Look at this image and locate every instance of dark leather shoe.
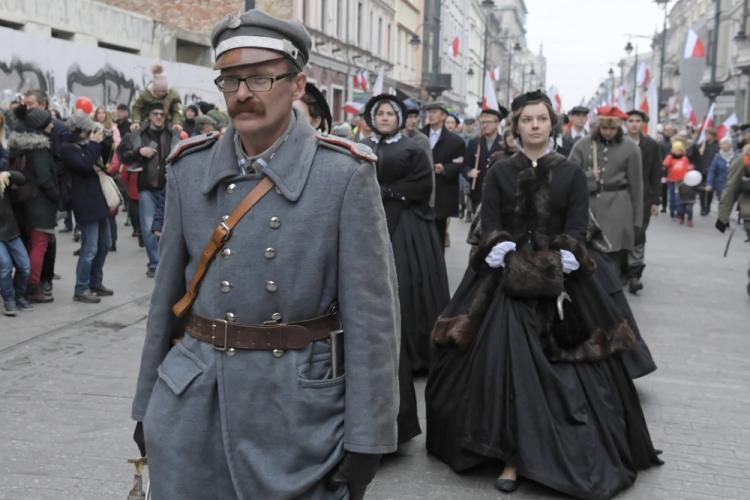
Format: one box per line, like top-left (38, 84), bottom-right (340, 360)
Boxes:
top-left (628, 277), bottom-right (644, 294)
top-left (146, 269), bottom-right (155, 278)
top-left (91, 285), bottom-right (114, 296)
top-left (495, 478), bottom-right (520, 493)
top-left (73, 290), bottom-right (101, 303)
top-left (27, 289), bottom-right (54, 303)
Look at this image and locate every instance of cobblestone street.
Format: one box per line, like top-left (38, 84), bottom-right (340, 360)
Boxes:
top-left (1, 210), bottom-right (748, 500)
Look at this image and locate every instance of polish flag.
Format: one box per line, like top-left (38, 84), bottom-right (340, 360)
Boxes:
top-left (370, 68), bottom-right (384, 97)
top-left (636, 62), bottom-right (651, 88)
top-left (682, 95), bottom-right (698, 125)
top-left (360, 70), bottom-right (369, 92)
top-left (698, 102), bottom-right (716, 144)
top-left (490, 66), bottom-right (501, 81)
top-left (684, 28), bottom-right (706, 58)
top-left (451, 36), bottom-right (460, 58)
top-left (617, 85), bottom-right (628, 111)
top-left (353, 71), bottom-right (362, 89)
top-left (716, 112), bottom-right (738, 141)
top-left (482, 71), bottom-right (499, 111)
top-left (646, 78), bottom-right (659, 138)
top-left (548, 85), bottom-right (562, 112)
top-left (343, 101), bottom-right (363, 115)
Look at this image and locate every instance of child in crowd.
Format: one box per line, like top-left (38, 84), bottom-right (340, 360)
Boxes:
top-left (663, 141), bottom-right (693, 218)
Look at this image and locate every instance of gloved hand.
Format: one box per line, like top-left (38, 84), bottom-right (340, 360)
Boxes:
top-left (715, 219), bottom-right (728, 233)
top-left (560, 249), bottom-right (580, 274)
top-left (634, 226), bottom-right (645, 247)
top-left (327, 452), bottom-right (381, 500)
top-left (133, 421), bottom-right (146, 457)
top-left (485, 241), bottom-right (516, 268)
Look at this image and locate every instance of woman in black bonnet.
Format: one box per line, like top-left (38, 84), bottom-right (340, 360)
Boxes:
top-left (426, 90), bottom-right (661, 499)
top-left (361, 93), bottom-right (450, 444)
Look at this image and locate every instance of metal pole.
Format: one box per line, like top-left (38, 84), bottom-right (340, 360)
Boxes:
top-left (506, 46), bottom-right (513, 105)
top-left (708, 0), bottom-right (721, 106)
top-left (658, 2), bottom-right (668, 111)
top-left (431, 0), bottom-right (441, 78)
top-left (521, 67), bottom-right (526, 94)
top-left (245, 0), bottom-right (254, 10)
top-left (633, 48), bottom-right (639, 109)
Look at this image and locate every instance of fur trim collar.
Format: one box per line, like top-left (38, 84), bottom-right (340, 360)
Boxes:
top-left (8, 131), bottom-right (51, 151)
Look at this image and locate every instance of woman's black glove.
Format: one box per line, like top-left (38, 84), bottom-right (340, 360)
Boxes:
top-left (133, 421), bottom-right (146, 457)
top-left (326, 452), bottom-right (381, 500)
top-left (715, 219), bottom-right (728, 233)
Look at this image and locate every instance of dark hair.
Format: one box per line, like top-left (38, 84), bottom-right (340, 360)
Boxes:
top-left (24, 89), bottom-right (48, 108)
top-left (591, 122), bottom-right (624, 143)
top-left (510, 99), bottom-right (559, 145)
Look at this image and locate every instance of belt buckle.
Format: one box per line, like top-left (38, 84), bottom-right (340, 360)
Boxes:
top-left (211, 319), bottom-right (229, 351)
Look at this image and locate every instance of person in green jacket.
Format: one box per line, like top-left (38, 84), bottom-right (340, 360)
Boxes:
top-left (130, 64), bottom-right (183, 132)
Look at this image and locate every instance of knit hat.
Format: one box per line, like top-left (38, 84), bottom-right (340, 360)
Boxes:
top-left (66, 111), bottom-right (96, 133)
top-left (671, 141), bottom-right (685, 153)
top-left (14, 105), bottom-right (52, 131)
top-left (151, 64), bottom-right (169, 93)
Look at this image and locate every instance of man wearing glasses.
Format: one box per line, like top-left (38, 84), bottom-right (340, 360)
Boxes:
top-left (119, 101), bottom-right (180, 277)
top-left (131, 9), bottom-right (399, 500)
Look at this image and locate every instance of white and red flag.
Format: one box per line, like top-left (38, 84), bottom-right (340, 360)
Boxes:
top-left (370, 68), bottom-right (384, 96)
top-left (716, 113), bottom-right (738, 141)
top-left (490, 66), bottom-right (501, 81)
top-left (548, 85), bottom-right (562, 113)
top-left (637, 62), bottom-right (651, 89)
top-left (646, 78), bottom-right (658, 138)
top-left (684, 28), bottom-right (706, 58)
top-left (482, 71), bottom-right (499, 111)
top-left (698, 102), bottom-right (716, 144)
top-left (342, 101), bottom-right (363, 115)
top-left (682, 95), bottom-right (698, 126)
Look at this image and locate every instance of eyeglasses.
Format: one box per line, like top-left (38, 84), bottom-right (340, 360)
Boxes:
top-left (150, 111), bottom-right (165, 116)
top-left (214, 72), bottom-right (298, 93)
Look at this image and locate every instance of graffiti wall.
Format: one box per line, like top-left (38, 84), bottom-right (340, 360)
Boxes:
top-left (0, 27), bottom-right (223, 112)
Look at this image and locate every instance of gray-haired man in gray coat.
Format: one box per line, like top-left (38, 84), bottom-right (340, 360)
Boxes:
top-left (131, 9), bottom-right (400, 500)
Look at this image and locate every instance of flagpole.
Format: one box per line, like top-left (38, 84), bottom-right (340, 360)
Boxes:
top-left (633, 47), bottom-right (639, 109)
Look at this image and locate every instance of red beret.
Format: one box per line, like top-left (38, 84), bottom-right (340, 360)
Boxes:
top-left (596, 106), bottom-right (629, 120)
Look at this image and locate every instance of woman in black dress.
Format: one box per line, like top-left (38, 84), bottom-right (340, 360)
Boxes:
top-left (362, 94), bottom-right (450, 443)
top-left (426, 91), bottom-right (661, 499)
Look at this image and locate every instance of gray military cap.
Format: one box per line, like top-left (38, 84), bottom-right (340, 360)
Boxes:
top-left (211, 9), bottom-right (312, 71)
top-left (423, 101), bottom-right (449, 114)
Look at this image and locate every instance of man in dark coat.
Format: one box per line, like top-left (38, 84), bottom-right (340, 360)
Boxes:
top-left (559, 105), bottom-right (589, 157)
top-left (119, 101), bottom-right (179, 277)
top-left (422, 101), bottom-right (465, 246)
top-left (688, 128), bottom-right (719, 215)
top-left (463, 107), bottom-right (508, 211)
top-left (624, 110), bottom-right (662, 294)
top-left (131, 10), bottom-right (399, 500)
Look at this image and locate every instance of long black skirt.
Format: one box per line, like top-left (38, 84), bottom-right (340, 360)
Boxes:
top-left (426, 268), bottom-right (662, 500)
top-left (590, 250), bottom-right (657, 379)
top-left (391, 209), bottom-right (450, 443)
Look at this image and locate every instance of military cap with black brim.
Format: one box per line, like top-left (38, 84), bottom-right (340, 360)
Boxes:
top-left (423, 101), bottom-right (449, 114)
top-left (569, 105), bottom-right (590, 115)
top-left (480, 105), bottom-right (509, 121)
top-left (626, 109), bottom-right (649, 122)
top-left (211, 10), bottom-right (312, 71)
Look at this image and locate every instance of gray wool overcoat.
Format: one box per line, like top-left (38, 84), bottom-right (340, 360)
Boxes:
top-left (131, 111), bottom-right (400, 500)
top-left (569, 135), bottom-right (644, 252)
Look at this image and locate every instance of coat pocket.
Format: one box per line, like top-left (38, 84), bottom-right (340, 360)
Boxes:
top-left (157, 342), bottom-right (207, 396)
top-left (297, 341), bottom-right (346, 389)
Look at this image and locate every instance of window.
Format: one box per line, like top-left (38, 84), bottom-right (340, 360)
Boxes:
top-left (98, 41), bottom-right (140, 55)
top-left (387, 23), bottom-right (391, 60)
top-left (357, 2), bottom-right (363, 46)
top-left (321, 0), bottom-right (327, 32)
top-left (378, 18), bottom-right (383, 56)
top-left (0, 19), bottom-right (23, 30)
top-left (51, 29), bottom-right (74, 41)
top-left (337, 0), bottom-right (344, 37)
top-left (302, 0), bottom-right (308, 24)
top-left (176, 38), bottom-right (211, 66)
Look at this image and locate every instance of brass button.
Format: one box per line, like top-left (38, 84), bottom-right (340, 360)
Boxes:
top-left (264, 247), bottom-right (276, 259)
top-left (227, 183), bottom-right (237, 193)
top-left (272, 349), bottom-right (284, 358)
top-left (220, 280), bottom-right (232, 293)
top-left (269, 217), bottom-right (281, 229)
top-left (265, 280), bottom-right (278, 293)
top-left (221, 214), bottom-right (229, 221)
top-left (221, 248), bottom-right (232, 259)
top-left (226, 347), bottom-right (236, 357)
top-left (224, 312), bottom-right (236, 322)
top-left (271, 312), bottom-right (282, 321)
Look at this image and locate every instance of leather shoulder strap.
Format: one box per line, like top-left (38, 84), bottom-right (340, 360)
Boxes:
top-left (172, 177), bottom-right (275, 318)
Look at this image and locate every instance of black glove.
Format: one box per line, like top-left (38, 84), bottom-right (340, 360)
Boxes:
top-left (133, 421), bottom-right (147, 457)
top-left (634, 226), bottom-right (645, 247)
top-left (326, 452), bottom-right (381, 500)
top-left (715, 219), bottom-right (728, 233)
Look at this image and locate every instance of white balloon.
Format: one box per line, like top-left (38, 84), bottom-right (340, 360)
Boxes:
top-left (684, 170), bottom-right (703, 187)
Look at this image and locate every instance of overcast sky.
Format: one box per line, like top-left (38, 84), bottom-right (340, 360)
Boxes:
top-left (524, 0), bottom-right (667, 109)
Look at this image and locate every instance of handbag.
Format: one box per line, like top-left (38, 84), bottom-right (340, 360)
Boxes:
top-left (97, 169), bottom-right (124, 212)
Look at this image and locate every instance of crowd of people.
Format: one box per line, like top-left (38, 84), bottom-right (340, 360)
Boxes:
top-left (3, 9), bottom-right (750, 499)
top-left (0, 64), bottom-right (231, 315)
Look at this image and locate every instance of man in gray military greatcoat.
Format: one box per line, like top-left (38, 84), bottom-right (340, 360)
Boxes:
top-left (131, 10), bottom-right (400, 500)
top-left (569, 106), bottom-right (643, 279)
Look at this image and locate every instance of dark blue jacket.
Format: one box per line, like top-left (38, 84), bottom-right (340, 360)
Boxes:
top-left (58, 139), bottom-right (108, 224)
top-left (706, 153), bottom-right (733, 193)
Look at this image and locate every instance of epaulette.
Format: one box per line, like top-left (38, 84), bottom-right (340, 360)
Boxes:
top-left (316, 133), bottom-right (377, 163)
top-left (167, 131), bottom-right (221, 164)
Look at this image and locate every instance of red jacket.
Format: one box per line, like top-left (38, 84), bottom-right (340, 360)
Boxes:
top-left (662, 154), bottom-right (692, 182)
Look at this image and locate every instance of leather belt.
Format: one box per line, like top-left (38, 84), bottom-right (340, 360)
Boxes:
top-left (591, 184), bottom-right (628, 195)
top-left (186, 313), bottom-right (340, 351)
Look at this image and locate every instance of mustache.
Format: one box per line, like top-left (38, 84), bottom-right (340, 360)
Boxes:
top-left (228, 102), bottom-right (265, 117)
